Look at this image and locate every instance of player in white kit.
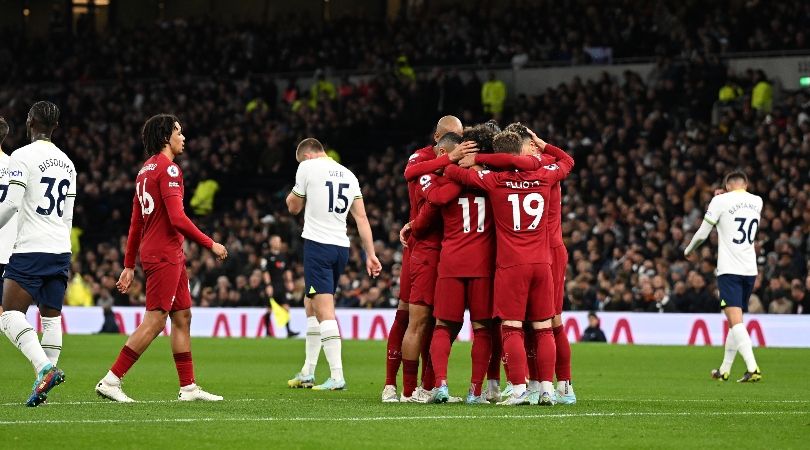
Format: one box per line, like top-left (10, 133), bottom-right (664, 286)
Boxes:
top-left (0, 102), bottom-right (77, 406)
top-left (684, 170), bottom-right (762, 383)
top-left (285, 138), bottom-right (381, 390)
top-left (0, 116), bottom-right (16, 317)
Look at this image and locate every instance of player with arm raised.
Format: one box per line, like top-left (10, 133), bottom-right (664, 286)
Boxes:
top-left (684, 170), bottom-right (762, 383)
top-left (445, 130), bottom-right (574, 405)
top-left (411, 131), bottom-right (498, 404)
top-left (286, 138), bottom-right (381, 391)
top-left (96, 114), bottom-right (228, 402)
top-left (466, 122), bottom-right (577, 404)
top-left (0, 102), bottom-right (75, 407)
top-left (0, 116), bottom-right (14, 317)
top-left (391, 116), bottom-right (469, 403)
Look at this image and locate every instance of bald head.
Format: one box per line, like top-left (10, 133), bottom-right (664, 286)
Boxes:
top-left (433, 115), bottom-right (463, 143)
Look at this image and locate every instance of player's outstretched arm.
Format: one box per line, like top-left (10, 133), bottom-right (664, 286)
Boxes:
top-left (425, 178), bottom-right (463, 206)
top-left (473, 153), bottom-right (543, 171)
top-left (349, 198), bottom-right (382, 277)
top-left (543, 144), bottom-right (575, 182)
top-left (0, 180), bottom-right (22, 229)
top-left (403, 142), bottom-right (476, 181)
top-left (164, 195), bottom-right (227, 260)
top-left (684, 219), bottom-right (714, 258)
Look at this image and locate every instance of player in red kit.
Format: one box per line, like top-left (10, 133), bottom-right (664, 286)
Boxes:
top-left (95, 114), bottom-right (228, 402)
top-left (445, 129), bottom-right (574, 406)
top-left (383, 116), bottom-right (467, 403)
top-left (464, 122), bottom-right (575, 404)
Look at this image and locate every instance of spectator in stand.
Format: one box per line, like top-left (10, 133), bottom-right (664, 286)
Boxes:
top-left (481, 72), bottom-right (507, 119)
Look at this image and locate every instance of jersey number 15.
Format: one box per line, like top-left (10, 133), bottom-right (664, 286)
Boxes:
top-left (325, 181), bottom-right (349, 213)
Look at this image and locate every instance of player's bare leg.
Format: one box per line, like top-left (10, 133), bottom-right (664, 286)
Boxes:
top-left (551, 314), bottom-right (575, 404)
top-left (530, 319), bottom-right (556, 405)
top-left (1, 279), bottom-right (65, 406)
top-left (96, 309), bottom-right (169, 402)
top-left (290, 298), bottom-right (321, 388)
top-left (467, 319), bottom-right (493, 404)
top-left (497, 319), bottom-right (529, 405)
top-left (311, 293), bottom-right (346, 390)
top-left (400, 303), bottom-right (431, 401)
top-left (718, 306), bottom-right (760, 382)
top-left (171, 308), bottom-right (222, 401)
top-left (382, 300), bottom-right (409, 402)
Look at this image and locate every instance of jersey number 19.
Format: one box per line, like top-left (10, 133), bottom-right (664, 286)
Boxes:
top-left (507, 193), bottom-right (544, 231)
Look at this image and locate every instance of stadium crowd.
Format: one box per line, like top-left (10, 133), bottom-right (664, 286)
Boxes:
top-left (1, 0), bottom-right (809, 84)
top-left (1, 9), bottom-right (809, 316)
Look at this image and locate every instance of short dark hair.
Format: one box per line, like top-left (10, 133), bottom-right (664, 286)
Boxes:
top-left (504, 122), bottom-right (531, 140)
top-left (296, 138), bottom-right (325, 161)
top-left (436, 131), bottom-right (462, 150)
top-left (724, 169), bottom-right (748, 186)
top-left (0, 117), bottom-right (8, 144)
top-left (492, 130), bottom-right (522, 155)
top-left (462, 123), bottom-right (498, 154)
top-left (142, 114), bottom-right (179, 155)
top-left (29, 101), bottom-right (60, 128)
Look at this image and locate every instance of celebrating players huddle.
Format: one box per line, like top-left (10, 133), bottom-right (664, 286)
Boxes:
top-left (382, 116), bottom-right (577, 406)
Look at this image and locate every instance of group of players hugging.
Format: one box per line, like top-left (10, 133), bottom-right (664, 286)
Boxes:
top-left (382, 115), bottom-right (577, 406)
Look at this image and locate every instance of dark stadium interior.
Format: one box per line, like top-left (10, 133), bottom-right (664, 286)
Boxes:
top-left (0, 0), bottom-right (808, 315)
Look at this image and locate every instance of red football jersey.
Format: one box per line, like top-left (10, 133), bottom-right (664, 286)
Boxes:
top-left (419, 175), bottom-right (494, 277)
top-left (124, 153), bottom-right (212, 268)
top-left (405, 145), bottom-right (442, 252)
top-left (548, 181), bottom-right (564, 248)
top-left (444, 145), bottom-right (574, 268)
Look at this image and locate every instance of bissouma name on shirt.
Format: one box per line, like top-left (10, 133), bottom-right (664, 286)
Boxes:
top-left (38, 158), bottom-right (74, 175)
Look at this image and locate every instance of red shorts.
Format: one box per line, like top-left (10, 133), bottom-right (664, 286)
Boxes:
top-left (494, 263), bottom-right (554, 322)
top-left (409, 249), bottom-right (439, 307)
top-left (551, 245), bottom-right (568, 316)
top-left (399, 246), bottom-right (412, 303)
top-left (434, 277), bottom-right (493, 323)
top-left (143, 260), bottom-right (192, 312)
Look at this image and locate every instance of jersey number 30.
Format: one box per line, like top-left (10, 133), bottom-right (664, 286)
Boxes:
top-left (36, 177), bottom-right (70, 217)
top-left (732, 217), bottom-right (758, 244)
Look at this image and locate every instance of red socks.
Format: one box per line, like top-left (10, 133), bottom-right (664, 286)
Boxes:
top-left (470, 327), bottom-right (493, 396)
top-left (420, 327), bottom-right (435, 391)
top-left (524, 327), bottom-right (538, 381)
top-left (385, 310), bottom-right (409, 386)
top-left (487, 323), bottom-right (502, 382)
top-left (553, 325), bottom-right (571, 382)
top-left (501, 325), bottom-right (527, 386)
top-left (430, 325), bottom-right (453, 387)
top-left (402, 359), bottom-right (419, 397)
top-left (110, 345), bottom-right (140, 379)
top-left (535, 328), bottom-right (556, 382)
top-left (173, 352), bottom-right (195, 387)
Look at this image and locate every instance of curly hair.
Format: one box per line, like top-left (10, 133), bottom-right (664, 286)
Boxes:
top-left (142, 114), bottom-right (179, 155)
top-left (504, 122), bottom-right (531, 140)
top-left (29, 101), bottom-right (60, 128)
top-left (462, 123), bottom-right (499, 154)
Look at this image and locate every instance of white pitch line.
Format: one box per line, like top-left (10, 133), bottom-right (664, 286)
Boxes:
top-left (590, 398), bottom-right (810, 404)
top-left (0, 411), bottom-right (808, 426)
top-left (0, 398), bottom-right (260, 407)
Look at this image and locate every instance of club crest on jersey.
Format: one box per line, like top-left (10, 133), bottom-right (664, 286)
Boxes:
top-left (419, 174), bottom-right (432, 189)
top-left (167, 165), bottom-right (180, 177)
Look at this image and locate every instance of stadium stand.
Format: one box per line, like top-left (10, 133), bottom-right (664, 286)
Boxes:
top-left (0, 2), bottom-right (808, 314)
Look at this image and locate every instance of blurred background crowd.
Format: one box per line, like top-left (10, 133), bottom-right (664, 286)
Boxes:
top-left (0, 0), bottom-right (808, 315)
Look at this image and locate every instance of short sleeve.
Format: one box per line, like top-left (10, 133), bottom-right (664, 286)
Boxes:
top-left (7, 155), bottom-right (28, 190)
top-left (67, 162), bottom-right (77, 198)
top-left (292, 163), bottom-right (307, 198)
top-left (704, 196), bottom-right (722, 225)
top-left (351, 173), bottom-right (362, 200)
top-left (161, 163), bottom-right (184, 198)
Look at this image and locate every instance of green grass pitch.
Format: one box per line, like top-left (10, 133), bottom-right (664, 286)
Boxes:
top-left (1, 335), bottom-right (808, 449)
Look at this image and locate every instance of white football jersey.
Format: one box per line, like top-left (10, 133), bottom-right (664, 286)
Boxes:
top-left (5, 140), bottom-right (76, 254)
top-left (0, 151), bottom-right (19, 264)
top-left (292, 157), bottom-right (362, 247)
top-left (704, 190), bottom-right (762, 276)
